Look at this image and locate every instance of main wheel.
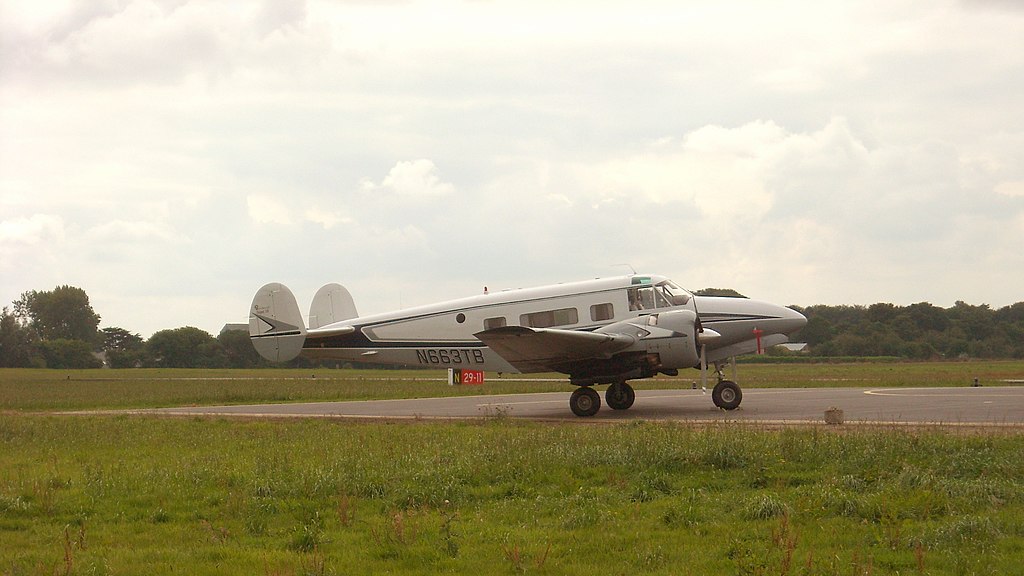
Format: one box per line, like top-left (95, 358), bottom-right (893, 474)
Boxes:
top-left (605, 382), bottom-right (635, 410)
top-left (712, 380), bottom-right (742, 410)
top-left (570, 387), bottom-right (601, 417)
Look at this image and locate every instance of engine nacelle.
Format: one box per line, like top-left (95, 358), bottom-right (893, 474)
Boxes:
top-left (639, 309), bottom-right (702, 370)
top-left (586, 309), bottom-right (702, 378)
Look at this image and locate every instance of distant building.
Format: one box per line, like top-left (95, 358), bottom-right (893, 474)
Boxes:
top-left (777, 343), bottom-right (810, 353)
top-left (220, 323), bottom-right (248, 336)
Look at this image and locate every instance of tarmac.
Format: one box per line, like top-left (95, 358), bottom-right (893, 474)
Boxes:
top-left (142, 385), bottom-right (1024, 427)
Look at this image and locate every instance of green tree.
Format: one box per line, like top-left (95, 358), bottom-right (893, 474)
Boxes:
top-left (797, 315), bottom-right (834, 347)
top-left (995, 302), bottom-right (1024, 324)
top-left (948, 301), bottom-right (994, 341)
top-left (0, 307), bottom-right (43, 367)
top-left (146, 327), bottom-right (224, 368)
top-left (218, 329), bottom-right (265, 368)
top-left (15, 286), bottom-right (101, 342)
top-left (906, 302), bottom-right (949, 333)
top-left (695, 288), bottom-right (747, 298)
top-left (866, 302), bottom-right (899, 323)
top-left (101, 327), bottom-right (146, 368)
top-left (39, 338), bottom-right (103, 369)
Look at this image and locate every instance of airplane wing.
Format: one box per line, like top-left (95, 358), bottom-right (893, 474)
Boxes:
top-left (474, 326), bottom-right (636, 373)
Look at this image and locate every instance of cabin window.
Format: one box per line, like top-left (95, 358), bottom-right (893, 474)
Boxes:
top-left (590, 303), bottom-right (614, 321)
top-left (484, 317), bottom-right (506, 330)
top-left (520, 307), bottom-right (579, 328)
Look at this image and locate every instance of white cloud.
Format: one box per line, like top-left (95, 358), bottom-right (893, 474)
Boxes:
top-left (544, 194), bottom-right (573, 208)
top-left (247, 194), bottom-right (294, 226)
top-left (361, 159), bottom-right (455, 198)
top-left (575, 119), bottom-right (844, 221)
top-left (304, 207), bottom-right (351, 230)
top-left (2, 0), bottom-right (1024, 336)
top-left (0, 214), bottom-right (67, 302)
top-left (256, 0), bottom-right (308, 38)
top-left (248, 195), bottom-right (356, 230)
top-left (86, 220), bottom-right (188, 243)
top-left (995, 181), bottom-right (1024, 197)
top-left (0, 214), bottom-right (65, 244)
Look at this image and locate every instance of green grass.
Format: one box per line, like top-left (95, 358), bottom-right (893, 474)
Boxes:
top-left (1, 415), bottom-right (1023, 575)
top-left (0, 368), bottom-right (564, 412)
top-left (730, 359), bottom-right (1024, 390)
top-left (2, 364), bottom-right (1023, 573)
top-left (2, 360), bottom-right (1022, 411)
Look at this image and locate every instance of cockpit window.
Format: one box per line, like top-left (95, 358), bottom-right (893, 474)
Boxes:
top-left (654, 287), bottom-right (672, 308)
top-left (628, 281), bottom-right (691, 311)
top-left (657, 281), bottom-right (691, 306)
top-left (627, 287), bottom-right (654, 310)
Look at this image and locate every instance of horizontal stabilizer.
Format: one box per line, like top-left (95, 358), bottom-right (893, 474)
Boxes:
top-left (308, 324), bottom-right (356, 338)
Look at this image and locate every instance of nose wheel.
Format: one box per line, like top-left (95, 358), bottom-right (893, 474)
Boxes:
top-left (712, 380), bottom-right (742, 410)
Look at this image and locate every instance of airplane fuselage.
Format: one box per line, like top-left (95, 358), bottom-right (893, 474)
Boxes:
top-left (299, 274), bottom-right (804, 372)
top-left (249, 273), bottom-right (806, 415)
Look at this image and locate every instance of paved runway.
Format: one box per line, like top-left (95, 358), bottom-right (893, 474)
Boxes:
top-left (146, 386), bottom-right (1024, 426)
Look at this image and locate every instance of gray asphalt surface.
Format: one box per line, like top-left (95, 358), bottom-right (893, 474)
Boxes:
top-left (145, 386), bottom-right (1024, 426)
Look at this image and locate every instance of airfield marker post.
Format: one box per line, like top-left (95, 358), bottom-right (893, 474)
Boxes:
top-left (448, 368), bottom-right (485, 385)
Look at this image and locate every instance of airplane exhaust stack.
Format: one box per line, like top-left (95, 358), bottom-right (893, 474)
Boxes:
top-left (249, 283), bottom-right (307, 362)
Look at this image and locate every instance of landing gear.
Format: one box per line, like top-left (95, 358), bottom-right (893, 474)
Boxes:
top-left (570, 386), bottom-right (601, 417)
top-left (700, 348), bottom-right (744, 410)
top-left (605, 382), bottom-right (636, 410)
top-left (712, 380), bottom-right (742, 410)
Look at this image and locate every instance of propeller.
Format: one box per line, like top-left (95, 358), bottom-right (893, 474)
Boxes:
top-left (688, 289), bottom-right (711, 393)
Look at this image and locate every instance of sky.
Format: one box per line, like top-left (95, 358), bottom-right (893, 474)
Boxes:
top-left (1, 0), bottom-right (1023, 338)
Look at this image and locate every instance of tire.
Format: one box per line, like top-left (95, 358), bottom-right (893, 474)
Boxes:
top-left (712, 380), bottom-right (742, 410)
top-left (605, 382), bottom-right (635, 410)
top-left (570, 387), bottom-right (601, 417)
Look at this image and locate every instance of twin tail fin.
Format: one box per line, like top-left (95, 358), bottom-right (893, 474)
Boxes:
top-left (249, 283), bottom-right (307, 362)
top-left (249, 282), bottom-right (359, 362)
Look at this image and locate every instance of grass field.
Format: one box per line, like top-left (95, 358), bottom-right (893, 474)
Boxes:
top-left (2, 360), bottom-right (1022, 412)
top-left (2, 363), bottom-right (1023, 575)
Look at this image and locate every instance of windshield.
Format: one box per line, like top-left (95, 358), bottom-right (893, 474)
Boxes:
top-left (627, 280), bottom-right (691, 311)
top-left (657, 280), bottom-right (691, 306)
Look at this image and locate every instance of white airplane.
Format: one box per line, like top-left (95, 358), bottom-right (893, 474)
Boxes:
top-left (248, 274), bottom-right (806, 417)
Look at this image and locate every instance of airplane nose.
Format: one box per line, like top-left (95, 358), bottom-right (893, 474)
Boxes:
top-left (778, 305), bottom-right (807, 334)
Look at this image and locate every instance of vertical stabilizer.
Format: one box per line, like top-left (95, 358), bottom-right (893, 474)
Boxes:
top-left (309, 283), bottom-right (358, 329)
top-left (249, 283), bottom-right (306, 362)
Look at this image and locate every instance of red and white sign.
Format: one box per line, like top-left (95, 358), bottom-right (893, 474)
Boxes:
top-left (448, 368), bottom-right (485, 385)
top-left (460, 370), bottom-right (485, 385)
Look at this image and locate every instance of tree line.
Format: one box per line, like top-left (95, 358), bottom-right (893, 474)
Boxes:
top-left (0, 286), bottom-right (265, 369)
top-left (2, 285), bottom-right (1023, 369)
top-left (790, 301), bottom-right (1024, 359)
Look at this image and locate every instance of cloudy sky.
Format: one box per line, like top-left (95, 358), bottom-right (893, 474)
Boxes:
top-left (2, 0), bottom-right (1023, 337)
